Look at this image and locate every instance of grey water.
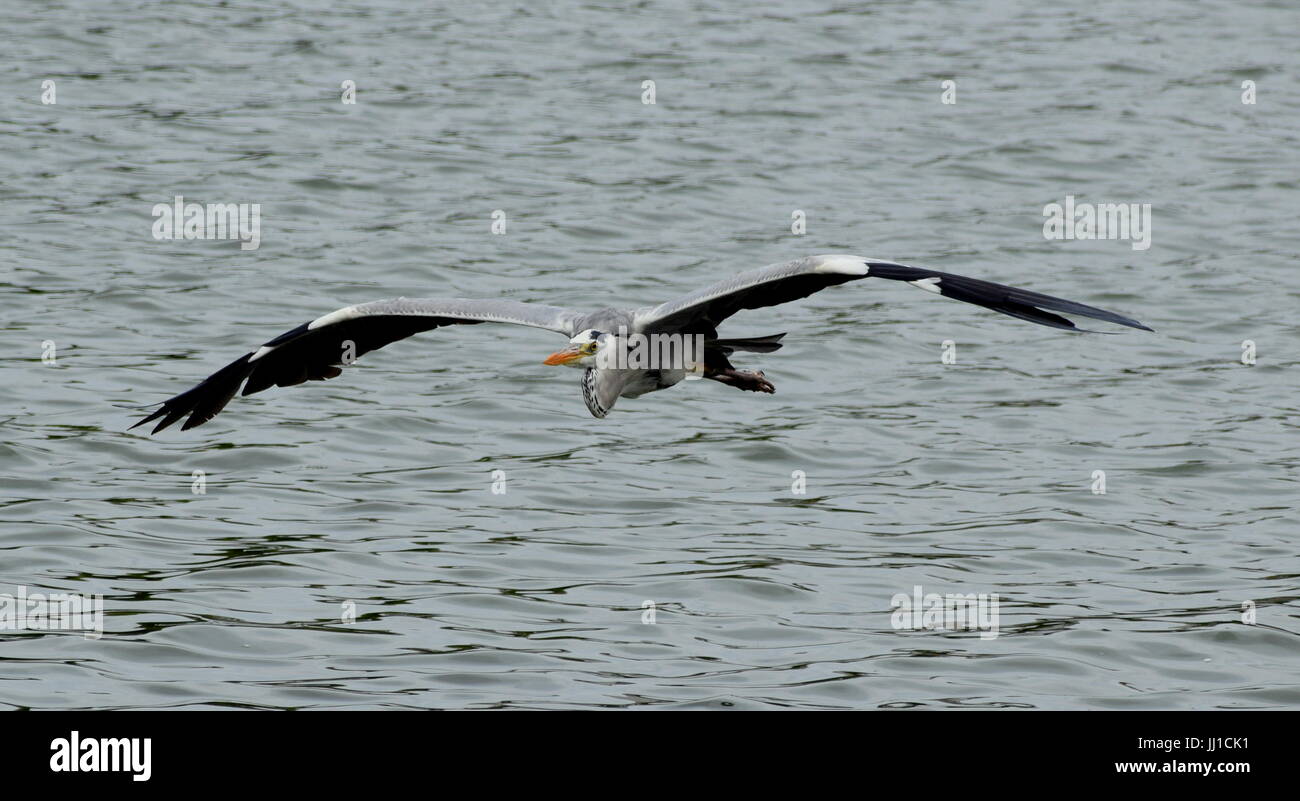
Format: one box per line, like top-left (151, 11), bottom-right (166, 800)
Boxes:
top-left (1, 0), bottom-right (1297, 709)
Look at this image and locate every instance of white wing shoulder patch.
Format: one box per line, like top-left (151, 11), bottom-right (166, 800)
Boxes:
top-left (909, 277), bottom-right (943, 294)
top-left (249, 304), bottom-right (362, 362)
top-left (307, 305), bottom-right (362, 330)
top-left (810, 255), bottom-right (871, 276)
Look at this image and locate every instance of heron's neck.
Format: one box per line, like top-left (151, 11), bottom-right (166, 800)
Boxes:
top-left (581, 368), bottom-right (609, 418)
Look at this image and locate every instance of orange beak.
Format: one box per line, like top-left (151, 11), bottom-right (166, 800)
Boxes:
top-left (543, 346), bottom-right (585, 366)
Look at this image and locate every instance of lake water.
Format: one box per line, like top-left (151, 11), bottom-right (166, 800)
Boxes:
top-left (1, 0), bottom-right (1297, 709)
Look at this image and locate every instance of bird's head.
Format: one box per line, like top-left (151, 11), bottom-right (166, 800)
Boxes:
top-left (543, 329), bottom-right (609, 368)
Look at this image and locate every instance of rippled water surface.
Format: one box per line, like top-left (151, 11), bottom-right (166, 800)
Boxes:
top-left (2, 0), bottom-right (1297, 709)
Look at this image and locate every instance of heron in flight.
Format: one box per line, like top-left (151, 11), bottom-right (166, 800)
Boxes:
top-left (131, 255), bottom-right (1151, 433)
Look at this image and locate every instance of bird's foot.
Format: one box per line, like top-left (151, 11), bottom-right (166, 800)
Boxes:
top-left (708, 368), bottom-right (775, 393)
top-left (747, 370), bottom-right (775, 393)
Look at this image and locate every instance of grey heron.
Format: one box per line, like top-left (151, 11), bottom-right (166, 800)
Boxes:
top-left (131, 254), bottom-right (1151, 432)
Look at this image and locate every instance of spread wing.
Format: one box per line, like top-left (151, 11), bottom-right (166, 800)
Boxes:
top-left (636, 255), bottom-right (1152, 335)
top-left (131, 298), bottom-right (581, 434)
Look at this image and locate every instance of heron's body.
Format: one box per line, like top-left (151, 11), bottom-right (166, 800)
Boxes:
top-left (132, 255), bottom-right (1151, 433)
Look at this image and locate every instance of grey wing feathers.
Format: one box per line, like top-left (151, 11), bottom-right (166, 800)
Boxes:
top-left (637, 254), bottom-right (1151, 334)
top-left (131, 298), bottom-right (581, 434)
top-left (349, 298), bottom-right (581, 335)
top-left (636, 255), bottom-right (871, 332)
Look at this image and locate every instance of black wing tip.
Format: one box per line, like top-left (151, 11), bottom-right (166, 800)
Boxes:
top-left (1070, 312), bottom-right (1152, 333)
top-left (130, 352), bottom-right (256, 435)
top-left (1060, 316), bottom-right (1152, 334)
top-left (131, 406), bottom-right (185, 435)
top-left (1059, 304), bottom-right (1152, 333)
top-left (131, 402), bottom-right (213, 435)
top-left (868, 262), bottom-right (1153, 334)
top-left (128, 407), bottom-right (171, 433)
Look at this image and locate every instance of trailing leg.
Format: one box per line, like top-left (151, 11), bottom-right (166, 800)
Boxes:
top-left (705, 366), bottom-right (775, 393)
